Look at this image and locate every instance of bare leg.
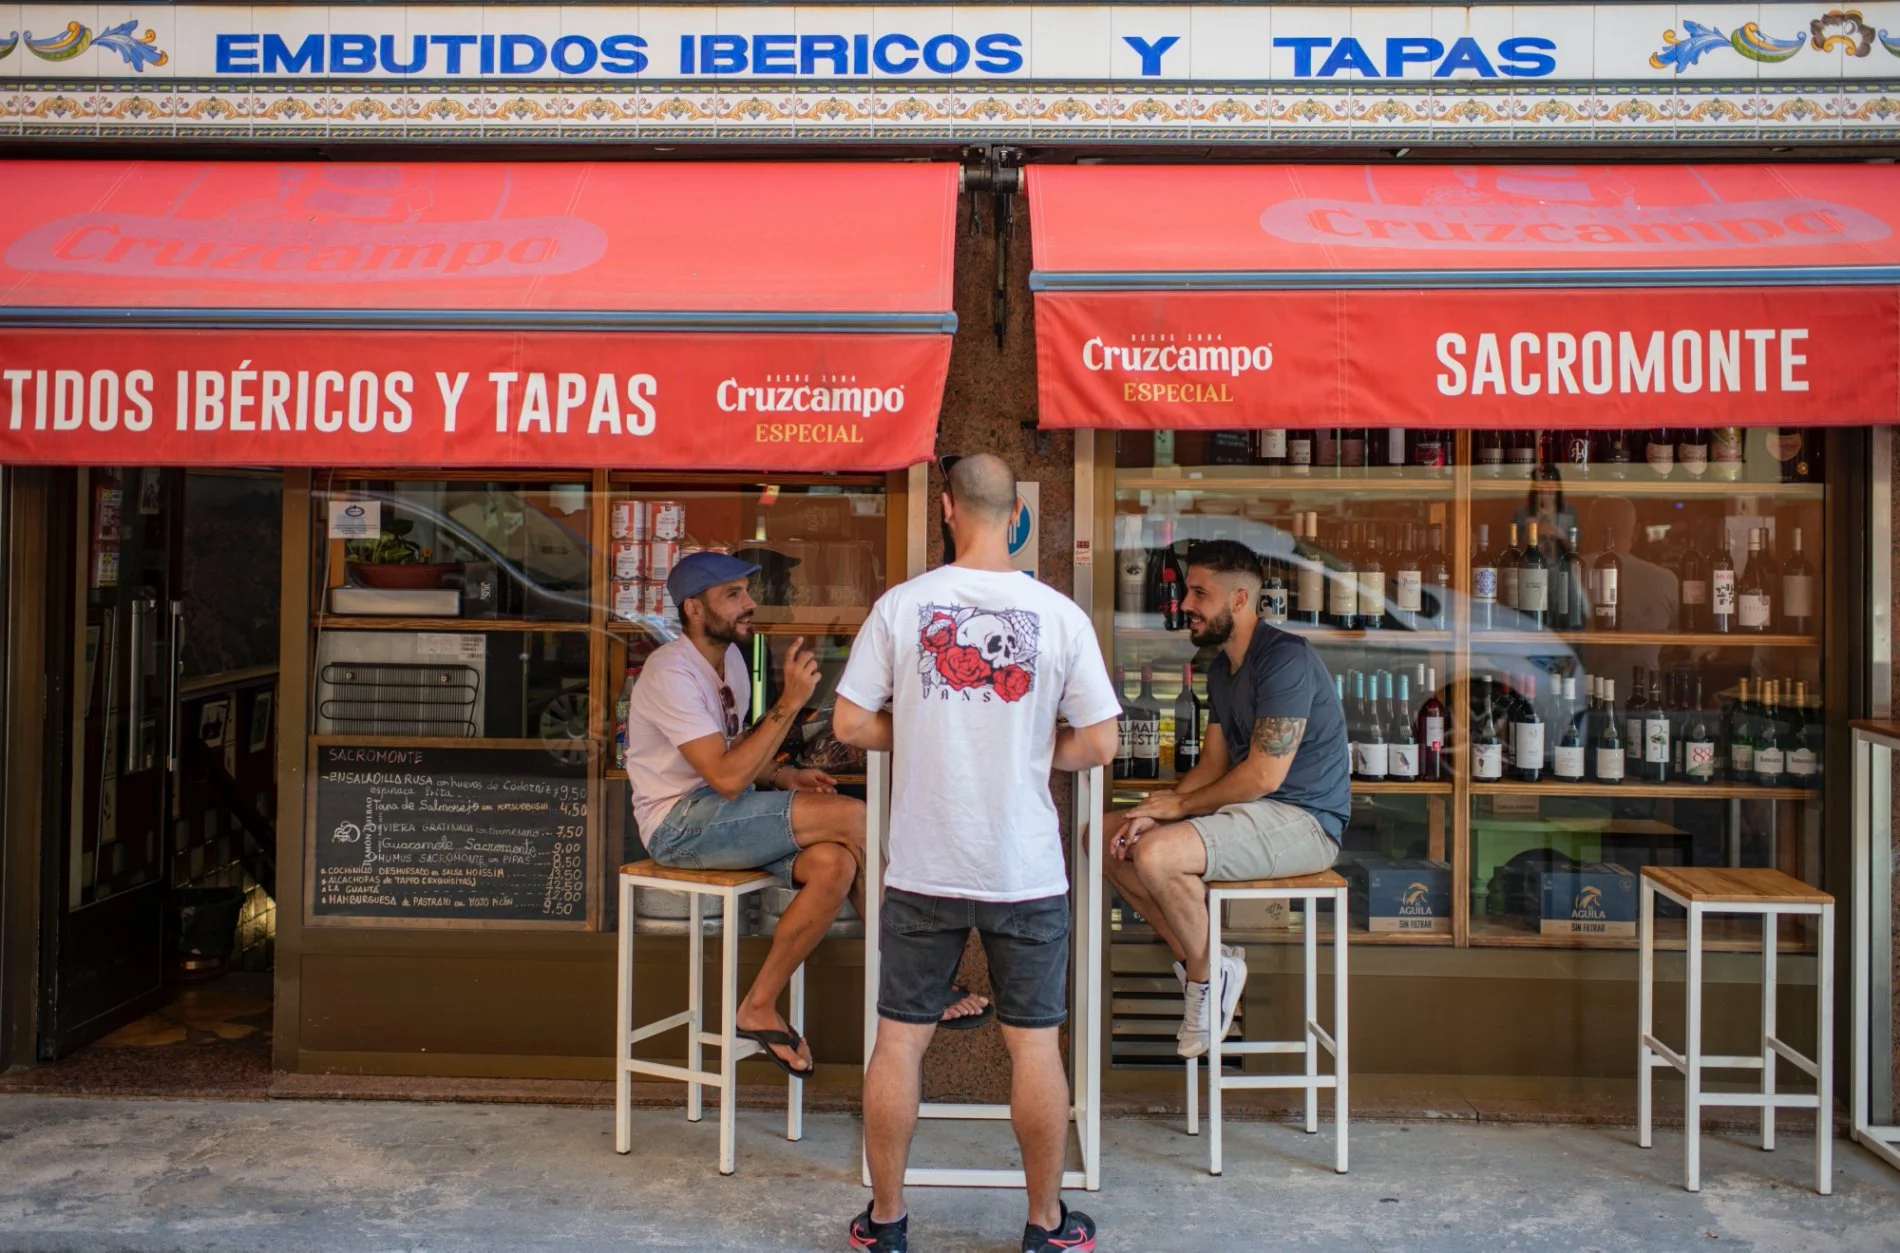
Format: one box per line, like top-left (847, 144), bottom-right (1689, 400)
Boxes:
top-left (1003, 1024), bottom-right (1070, 1231)
top-left (864, 1019), bottom-right (935, 1224)
top-left (1104, 835), bottom-right (1191, 963)
top-left (736, 841), bottom-right (854, 1071)
top-left (1130, 823), bottom-right (1213, 980)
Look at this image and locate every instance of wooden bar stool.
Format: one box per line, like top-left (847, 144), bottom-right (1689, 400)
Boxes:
top-left (1638, 866), bottom-right (1835, 1195)
top-left (1186, 869), bottom-right (1349, 1177)
top-left (615, 859), bottom-right (805, 1176)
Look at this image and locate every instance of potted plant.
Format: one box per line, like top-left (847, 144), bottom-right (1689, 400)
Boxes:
top-left (346, 519), bottom-right (459, 590)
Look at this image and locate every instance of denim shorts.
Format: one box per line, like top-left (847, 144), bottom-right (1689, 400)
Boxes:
top-left (877, 888), bottom-right (1070, 1030)
top-left (644, 785), bottom-right (800, 883)
top-left (1188, 798), bottom-right (1340, 883)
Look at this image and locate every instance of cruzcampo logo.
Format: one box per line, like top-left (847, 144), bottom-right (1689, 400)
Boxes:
top-left (0, 20), bottom-right (169, 72)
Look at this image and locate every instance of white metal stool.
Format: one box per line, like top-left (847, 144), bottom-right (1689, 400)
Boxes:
top-left (1638, 866), bottom-right (1835, 1195)
top-left (615, 859), bottom-right (805, 1176)
top-left (1186, 869), bottom-right (1349, 1176)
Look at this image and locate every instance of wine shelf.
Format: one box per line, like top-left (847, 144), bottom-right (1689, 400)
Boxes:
top-left (1116, 469), bottom-right (1457, 495)
top-left (313, 616), bottom-right (591, 633)
top-left (1468, 476), bottom-right (1823, 499)
top-left (1116, 624), bottom-right (1453, 647)
top-left (1471, 780), bottom-right (1814, 801)
top-left (1476, 630), bottom-right (1819, 649)
top-left (1111, 777), bottom-right (1450, 797)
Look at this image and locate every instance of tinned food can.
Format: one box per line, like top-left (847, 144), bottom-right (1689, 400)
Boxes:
top-left (639, 581), bottom-right (666, 615)
top-left (612, 541), bottom-right (647, 582)
top-left (610, 500), bottom-right (645, 540)
top-left (651, 501), bottom-right (686, 541)
top-left (611, 581), bottom-right (643, 621)
top-left (648, 539), bottom-right (681, 584)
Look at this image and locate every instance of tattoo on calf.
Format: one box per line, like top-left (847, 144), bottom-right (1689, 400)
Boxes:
top-left (1251, 716), bottom-right (1307, 758)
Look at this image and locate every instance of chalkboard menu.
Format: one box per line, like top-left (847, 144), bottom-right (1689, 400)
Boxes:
top-left (312, 744), bottom-right (588, 924)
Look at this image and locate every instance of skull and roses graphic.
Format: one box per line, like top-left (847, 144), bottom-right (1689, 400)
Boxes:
top-left (918, 604), bottom-right (1040, 702)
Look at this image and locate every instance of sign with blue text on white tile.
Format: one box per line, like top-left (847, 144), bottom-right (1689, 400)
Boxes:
top-left (3, 4), bottom-right (1894, 85)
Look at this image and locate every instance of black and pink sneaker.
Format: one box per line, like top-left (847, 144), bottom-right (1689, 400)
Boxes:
top-left (848, 1205), bottom-right (908, 1252)
top-left (1022, 1201), bottom-right (1097, 1251)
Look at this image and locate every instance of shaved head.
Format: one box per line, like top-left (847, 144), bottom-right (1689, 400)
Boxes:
top-left (948, 453), bottom-right (1017, 523)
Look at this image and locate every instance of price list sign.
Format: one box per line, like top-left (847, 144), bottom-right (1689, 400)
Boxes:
top-left (311, 744), bottom-right (588, 924)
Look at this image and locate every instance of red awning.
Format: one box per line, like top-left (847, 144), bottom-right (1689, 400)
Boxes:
top-left (0, 161), bottom-right (959, 469)
top-left (1029, 164), bottom-right (1900, 430)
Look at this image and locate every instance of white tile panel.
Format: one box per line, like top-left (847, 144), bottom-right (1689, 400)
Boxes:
top-left (1028, 5), bottom-right (1112, 81)
top-left (1186, 6), bottom-right (1274, 83)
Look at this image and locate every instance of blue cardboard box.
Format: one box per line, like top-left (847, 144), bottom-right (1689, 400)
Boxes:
top-left (1349, 858), bottom-right (1450, 934)
top-left (1539, 863), bottom-right (1638, 937)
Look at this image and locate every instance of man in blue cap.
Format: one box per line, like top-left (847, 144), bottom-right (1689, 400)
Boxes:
top-left (626, 551), bottom-right (982, 1075)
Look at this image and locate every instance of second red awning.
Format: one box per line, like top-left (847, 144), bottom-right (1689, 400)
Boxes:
top-left (0, 161), bottom-right (960, 469)
top-left (1029, 163), bottom-right (1900, 430)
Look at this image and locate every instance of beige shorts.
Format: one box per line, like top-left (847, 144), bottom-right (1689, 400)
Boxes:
top-left (1188, 798), bottom-right (1340, 883)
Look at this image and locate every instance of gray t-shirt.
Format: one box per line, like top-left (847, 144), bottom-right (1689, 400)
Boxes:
top-left (1205, 624), bottom-right (1352, 840)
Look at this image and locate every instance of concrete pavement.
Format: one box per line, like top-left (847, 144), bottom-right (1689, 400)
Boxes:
top-left (0, 1095), bottom-right (1896, 1251)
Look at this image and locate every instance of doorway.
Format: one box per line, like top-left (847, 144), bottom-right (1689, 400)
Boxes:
top-left (28, 468), bottom-right (282, 1089)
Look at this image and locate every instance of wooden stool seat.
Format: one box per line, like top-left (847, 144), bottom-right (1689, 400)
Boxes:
top-left (1205, 869), bottom-right (1348, 893)
top-left (620, 859), bottom-right (779, 889)
top-left (1641, 866), bottom-right (1833, 907)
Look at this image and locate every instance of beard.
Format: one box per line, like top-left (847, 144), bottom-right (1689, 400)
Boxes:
top-left (1187, 607), bottom-right (1235, 649)
top-left (699, 602), bottom-right (754, 646)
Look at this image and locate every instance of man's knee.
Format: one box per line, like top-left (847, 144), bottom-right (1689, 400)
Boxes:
top-left (1131, 822), bottom-right (1207, 881)
top-left (798, 841), bottom-right (856, 893)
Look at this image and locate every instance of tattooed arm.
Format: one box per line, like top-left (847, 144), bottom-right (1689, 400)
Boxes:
top-left (1126, 715), bottom-right (1308, 823)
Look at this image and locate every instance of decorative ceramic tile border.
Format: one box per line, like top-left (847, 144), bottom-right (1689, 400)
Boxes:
top-left (7, 79), bottom-right (1899, 142)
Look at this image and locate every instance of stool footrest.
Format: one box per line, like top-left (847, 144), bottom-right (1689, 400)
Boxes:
top-left (1691, 1092), bottom-right (1824, 1110)
top-left (1216, 1074), bottom-right (1340, 1091)
top-left (918, 1103), bottom-right (1013, 1121)
top-left (1217, 1041), bottom-right (1308, 1056)
top-left (1768, 1037), bottom-right (1820, 1078)
top-left (627, 1059), bottom-right (729, 1088)
top-left (630, 1010), bottom-right (693, 1044)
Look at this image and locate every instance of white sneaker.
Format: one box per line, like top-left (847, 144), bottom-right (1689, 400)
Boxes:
top-left (1216, 948), bottom-right (1249, 1045)
top-left (1177, 979), bottom-right (1211, 1058)
top-left (1171, 959), bottom-right (1186, 989)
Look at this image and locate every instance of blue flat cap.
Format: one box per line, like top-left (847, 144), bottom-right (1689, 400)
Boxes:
top-left (666, 550), bottom-right (760, 603)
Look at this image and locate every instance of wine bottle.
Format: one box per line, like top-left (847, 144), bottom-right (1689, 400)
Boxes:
top-left (1514, 673), bottom-right (1545, 782)
top-left (1256, 428), bottom-right (1288, 472)
top-left (1647, 426), bottom-right (1676, 478)
top-left (1473, 676), bottom-right (1504, 781)
top-left (1589, 527), bottom-right (1622, 632)
top-left (1384, 427), bottom-right (1409, 470)
top-left (1625, 666), bottom-right (1648, 765)
top-left (1728, 676), bottom-right (1755, 783)
top-left (1507, 429), bottom-right (1538, 479)
top-left (1112, 665), bottom-right (1134, 779)
top-left (1555, 526), bottom-right (1587, 631)
top-left (1413, 430), bottom-right (1447, 474)
top-left (1710, 533), bottom-right (1738, 634)
top-left (1684, 676), bottom-right (1718, 783)
top-left (1678, 428), bottom-right (1710, 479)
top-left (1602, 429), bottom-right (1634, 480)
top-left (1499, 522), bottom-right (1523, 615)
top-left (1754, 679), bottom-right (1786, 786)
top-left (1316, 427), bottom-right (1339, 474)
top-left (1417, 665), bottom-right (1447, 780)
top-left (1560, 430), bottom-right (1594, 472)
top-left (1325, 520), bottom-right (1358, 630)
top-left (1641, 671), bottom-right (1672, 783)
top-left (1348, 670), bottom-right (1369, 780)
top-left (1129, 665), bottom-right (1161, 780)
top-left (1788, 680), bottom-right (1820, 785)
top-left (1517, 520), bottom-right (1550, 630)
top-left (1341, 427), bottom-right (1368, 471)
top-left (1711, 426), bottom-right (1745, 481)
top-left (1595, 679), bottom-right (1625, 783)
top-left (1789, 429), bottom-right (1821, 482)
top-left (1293, 512), bottom-right (1324, 626)
top-left (1472, 523), bottom-right (1498, 631)
top-left (1287, 429), bottom-right (1314, 477)
top-left (1554, 674), bottom-right (1587, 782)
top-left (1115, 518), bottom-right (1150, 615)
top-left (1476, 430), bottom-right (1506, 478)
top-left (1389, 672), bottom-right (1420, 780)
top-left (1158, 541), bottom-right (1185, 632)
top-left (1393, 523), bottom-right (1424, 631)
top-left (1356, 524), bottom-right (1386, 631)
top-left (1172, 662), bottom-right (1202, 776)
top-left (1781, 527), bottom-right (1814, 636)
top-left (1678, 525), bottom-right (1709, 632)
top-left (1424, 524), bottom-right (1451, 631)
top-left (1737, 528), bottom-right (1772, 634)
top-left (1768, 427), bottom-right (1805, 484)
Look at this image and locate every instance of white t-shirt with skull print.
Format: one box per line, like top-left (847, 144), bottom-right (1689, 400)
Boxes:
top-left (837, 565), bottom-right (1122, 903)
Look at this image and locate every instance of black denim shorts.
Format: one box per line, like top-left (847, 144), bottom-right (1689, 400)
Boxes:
top-left (877, 888), bottom-right (1070, 1030)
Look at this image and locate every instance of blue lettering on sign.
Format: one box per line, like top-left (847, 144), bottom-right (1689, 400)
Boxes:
top-left (220, 30), bottom-right (650, 76)
top-left (1122, 35), bottom-right (1180, 78)
top-left (1274, 34), bottom-right (1557, 78)
top-left (1007, 501), bottom-right (1033, 556)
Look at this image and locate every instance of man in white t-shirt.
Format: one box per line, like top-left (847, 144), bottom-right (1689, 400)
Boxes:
top-left (834, 454), bottom-right (1121, 1253)
top-left (625, 551), bottom-right (870, 1077)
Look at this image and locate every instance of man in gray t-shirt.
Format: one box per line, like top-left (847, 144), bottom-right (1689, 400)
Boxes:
top-left (1104, 540), bottom-right (1348, 1060)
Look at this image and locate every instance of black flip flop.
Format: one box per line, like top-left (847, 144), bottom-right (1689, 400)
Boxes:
top-left (937, 985), bottom-right (995, 1031)
top-left (735, 1025), bottom-right (815, 1077)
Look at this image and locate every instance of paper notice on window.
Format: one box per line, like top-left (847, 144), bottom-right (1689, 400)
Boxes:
top-left (327, 498), bottom-right (381, 540)
top-left (417, 633), bottom-right (485, 660)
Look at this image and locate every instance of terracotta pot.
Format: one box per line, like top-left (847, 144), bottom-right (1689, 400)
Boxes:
top-left (351, 562), bottom-right (457, 590)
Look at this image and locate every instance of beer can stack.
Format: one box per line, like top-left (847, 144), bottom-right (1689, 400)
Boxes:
top-left (609, 500), bottom-right (687, 620)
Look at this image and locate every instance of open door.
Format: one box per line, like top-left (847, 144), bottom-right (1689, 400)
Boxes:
top-left (39, 467), bottom-right (183, 1057)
